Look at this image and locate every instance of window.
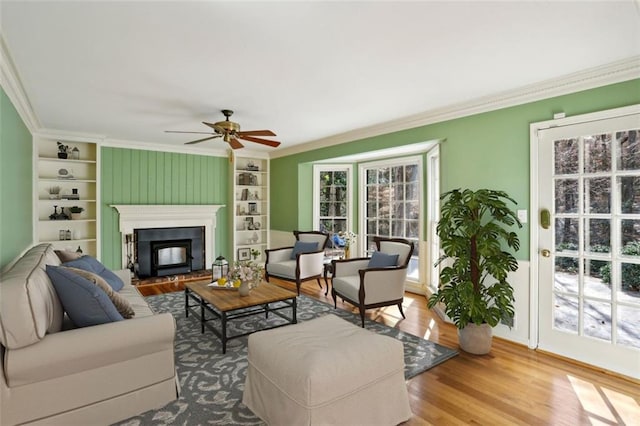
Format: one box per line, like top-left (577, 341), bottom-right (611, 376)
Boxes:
top-left (313, 165), bottom-right (352, 237)
top-left (360, 157), bottom-right (422, 280)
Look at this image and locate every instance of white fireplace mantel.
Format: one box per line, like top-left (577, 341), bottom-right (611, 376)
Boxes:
top-left (110, 204), bottom-right (225, 269)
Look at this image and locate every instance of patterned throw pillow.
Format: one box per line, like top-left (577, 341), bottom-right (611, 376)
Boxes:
top-left (54, 249), bottom-right (83, 263)
top-left (63, 267), bottom-right (135, 319)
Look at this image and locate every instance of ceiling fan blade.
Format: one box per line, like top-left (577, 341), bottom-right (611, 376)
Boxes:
top-left (184, 135), bottom-right (221, 145)
top-left (237, 130), bottom-right (276, 137)
top-left (228, 138), bottom-right (244, 150)
top-left (165, 130), bottom-right (215, 134)
top-left (237, 135), bottom-right (281, 147)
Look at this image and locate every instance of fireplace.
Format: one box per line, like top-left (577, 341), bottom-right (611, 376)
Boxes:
top-left (135, 226), bottom-right (205, 278)
top-left (111, 204), bottom-right (224, 271)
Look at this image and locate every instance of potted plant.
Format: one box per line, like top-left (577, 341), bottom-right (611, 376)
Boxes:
top-left (57, 141), bottom-right (70, 159)
top-left (427, 188), bottom-right (522, 354)
top-left (69, 206), bottom-right (84, 220)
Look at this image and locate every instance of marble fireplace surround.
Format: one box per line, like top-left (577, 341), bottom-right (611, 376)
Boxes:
top-left (110, 204), bottom-right (224, 270)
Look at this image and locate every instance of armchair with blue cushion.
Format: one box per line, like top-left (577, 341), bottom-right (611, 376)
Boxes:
top-left (264, 231), bottom-right (330, 295)
top-left (331, 236), bottom-right (415, 327)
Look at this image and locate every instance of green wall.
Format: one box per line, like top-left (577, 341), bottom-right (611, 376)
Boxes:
top-left (101, 147), bottom-right (230, 270)
top-left (271, 79), bottom-right (640, 261)
top-left (0, 87), bottom-right (32, 270)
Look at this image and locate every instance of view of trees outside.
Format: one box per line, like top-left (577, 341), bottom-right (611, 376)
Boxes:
top-left (364, 163), bottom-right (420, 278)
top-left (318, 170), bottom-right (348, 235)
top-left (553, 129), bottom-right (639, 348)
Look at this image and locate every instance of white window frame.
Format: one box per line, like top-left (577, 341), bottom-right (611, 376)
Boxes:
top-left (358, 155), bottom-right (423, 285)
top-left (312, 164), bottom-right (353, 236)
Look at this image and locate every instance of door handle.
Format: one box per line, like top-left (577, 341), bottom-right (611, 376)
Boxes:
top-left (540, 209), bottom-right (551, 229)
top-left (541, 249), bottom-right (551, 257)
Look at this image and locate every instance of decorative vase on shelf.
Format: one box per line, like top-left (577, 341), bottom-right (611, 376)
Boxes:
top-left (238, 281), bottom-right (251, 297)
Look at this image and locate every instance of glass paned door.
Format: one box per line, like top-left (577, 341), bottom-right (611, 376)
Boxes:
top-left (537, 113), bottom-right (640, 379)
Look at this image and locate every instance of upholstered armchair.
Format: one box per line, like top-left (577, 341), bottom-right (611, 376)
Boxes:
top-left (331, 237), bottom-right (415, 327)
top-left (265, 231), bottom-right (330, 295)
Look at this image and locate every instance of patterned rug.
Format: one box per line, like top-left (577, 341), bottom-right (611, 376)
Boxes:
top-left (115, 291), bottom-right (457, 426)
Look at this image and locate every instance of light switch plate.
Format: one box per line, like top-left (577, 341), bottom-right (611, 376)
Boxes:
top-left (517, 209), bottom-right (528, 223)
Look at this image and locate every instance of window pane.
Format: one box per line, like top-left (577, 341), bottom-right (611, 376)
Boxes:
top-left (378, 219), bottom-right (390, 236)
top-left (555, 218), bottom-right (578, 251)
top-left (392, 166), bottom-right (404, 183)
top-left (367, 186), bottom-right (377, 202)
top-left (555, 179), bottom-right (578, 213)
top-left (555, 257), bottom-right (578, 293)
top-left (583, 134), bottom-right (611, 173)
top-left (367, 220), bottom-right (377, 235)
top-left (392, 203), bottom-right (404, 219)
top-left (320, 202), bottom-right (329, 216)
top-left (585, 218), bottom-right (610, 253)
top-left (367, 169), bottom-right (377, 184)
top-left (393, 184), bottom-right (404, 202)
top-left (620, 220), bottom-right (640, 251)
top-left (585, 177), bottom-right (610, 214)
top-left (618, 305), bottom-right (640, 349)
top-left (616, 129), bottom-right (640, 171)
top-left (620, 177), bottom-right (640, 214)
top-left (555, 138), bottom-right (579, 174)
top-left (583, 259), bottom-right (610, 299)
top-left (367, 202), bottom-right (377, 217)
top-left (406, 183), bottom-right (418, 200)
top-left (406, 220), bottom-right (419, 239)
top-left (379, 168), bottom-right (390, 184)
top-left (554, 294), bottom-right (578, 333)
top-left (583, 300), bottom-right (611, 342)
top-left (392, 220), bottom-right (403, 237)
top-left (405, 164), bottom-right (419, 182)
top-left (406, 201), bottom-right (419, 220)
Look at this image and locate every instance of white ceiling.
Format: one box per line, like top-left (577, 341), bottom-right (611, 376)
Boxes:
top-left (2, 1), bottom-right (640, 155)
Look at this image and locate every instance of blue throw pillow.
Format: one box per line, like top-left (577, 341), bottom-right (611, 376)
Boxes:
top-left (290, 241), bottom-right (319, 260)
top-left (46, 265), bottom-right (124, 327)
top-left (368, 251), bottom-right (399, 268)
top-left (63, 255), bottom-right (124, 291)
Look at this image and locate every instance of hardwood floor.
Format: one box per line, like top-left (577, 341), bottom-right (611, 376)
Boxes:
top-left (141, 277), bottom-right (640, 425)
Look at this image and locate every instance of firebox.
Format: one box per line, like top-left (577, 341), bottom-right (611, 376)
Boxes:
top-left (135, 226), bottom-right (205, 278)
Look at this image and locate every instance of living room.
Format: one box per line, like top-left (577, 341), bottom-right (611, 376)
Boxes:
top-left (1, 1), bottom-right (640, 425)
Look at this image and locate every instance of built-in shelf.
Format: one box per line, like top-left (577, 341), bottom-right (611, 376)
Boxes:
top-left (231, 153), bottom-right (269, 262)
top-left (34, 135), bottom-right (101, 258)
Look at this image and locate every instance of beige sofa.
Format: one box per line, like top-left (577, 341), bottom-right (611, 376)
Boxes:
top-left (0, 244), bottom-right (178, 425)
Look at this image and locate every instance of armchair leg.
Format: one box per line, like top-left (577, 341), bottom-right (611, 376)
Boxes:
top-left (316, 278), bottom-right (323, 290)
top-left (358, 307), bottom-right (365, 328)
top-left (397, 302), bottom-right (406, 319)
top-left (295, 279), bottom-right (301, 295)
top-left (331, 288), bottom-right (337, 308)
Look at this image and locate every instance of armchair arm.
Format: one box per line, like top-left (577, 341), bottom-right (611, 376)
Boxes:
top-left (265, 246), bottom-right (294, 264)
top-left (296, 250), bottom-right (325, 278)
top-left (332, 258), bottom-right (370, 277)
top-left (359, 266), bottom-right (409, 304)
top-left (5, 313), bottom-right (176, 387)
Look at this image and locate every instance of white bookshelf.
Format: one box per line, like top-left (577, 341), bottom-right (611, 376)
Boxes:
top-left (231, 152), bottom-right (269, 262)
top-left (34, 134), bottom-right (101, 257)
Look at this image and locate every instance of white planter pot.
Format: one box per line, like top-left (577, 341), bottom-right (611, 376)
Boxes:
top-left (458, 323), bottom-right (493, 355)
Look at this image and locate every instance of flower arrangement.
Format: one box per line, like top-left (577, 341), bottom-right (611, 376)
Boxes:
top-left (229, 260), bottom-right (264, 289)
top-left (338, 231), bottom-right (357, 248)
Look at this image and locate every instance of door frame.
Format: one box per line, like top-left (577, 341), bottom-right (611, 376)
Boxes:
top-left (529, 103), bottom-right (640, 350)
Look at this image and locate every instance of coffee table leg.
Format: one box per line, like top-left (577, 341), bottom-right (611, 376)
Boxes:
top-left (292, 298), bottom-right (297, 324)
top-left (221, 312), bottom-right (228, 354)
top-left (200, 299), bottom-right (205, 334)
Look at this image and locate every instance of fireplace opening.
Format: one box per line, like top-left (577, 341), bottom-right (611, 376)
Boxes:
top-left (152, 239), bottom-right (192, 277)
top-left (135, 226), bottom-right (205, 278)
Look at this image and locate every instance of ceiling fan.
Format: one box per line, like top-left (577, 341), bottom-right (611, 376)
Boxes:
top-left (165, 109), bottom-right (280, 150)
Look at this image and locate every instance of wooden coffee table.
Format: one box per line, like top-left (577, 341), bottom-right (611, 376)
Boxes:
top-left (184, 281), bottom-right (297, 353)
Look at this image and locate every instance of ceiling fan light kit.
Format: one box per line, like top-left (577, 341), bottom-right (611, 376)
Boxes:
top-left (166, 109), bottom-right (280, 150)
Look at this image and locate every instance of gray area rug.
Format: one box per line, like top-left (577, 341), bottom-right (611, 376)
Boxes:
top-left (115, 291), bottom-right (457, 425)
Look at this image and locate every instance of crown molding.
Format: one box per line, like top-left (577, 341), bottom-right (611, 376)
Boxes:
top-left (270, 56), bottom-right (640, 159)
top-left (0, 33), bottom-right (40, 132)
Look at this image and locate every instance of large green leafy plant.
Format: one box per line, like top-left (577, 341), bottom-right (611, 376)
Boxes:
top-left (428, 189), bottom-right (522, 329)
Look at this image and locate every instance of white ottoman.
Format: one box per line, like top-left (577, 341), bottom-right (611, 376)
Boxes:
top-left (242, 314), bottom-right (412, 425)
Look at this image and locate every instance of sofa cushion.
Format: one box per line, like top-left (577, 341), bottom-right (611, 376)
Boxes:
top-left (63, 267), bottom-right (135, 319)
top-left (0, 244), bottom-right (64, 349)
top-left (63, 256), bottom-right (124, 291)
top-left (46, 265), bottom-right (124, 327)
top-left (368, 251), bottom-right (399, 268)
top-left (290, 241), bottom-right (318, 260)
